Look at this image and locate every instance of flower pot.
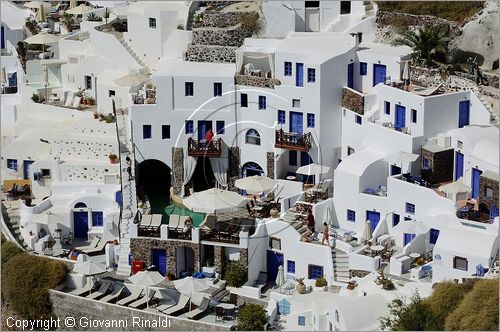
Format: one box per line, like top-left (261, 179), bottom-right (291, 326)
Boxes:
top-left (296, 283), bottom-right (306, 294)
top-left (88, 99), bottom-right (95, 105)
top-left (109, 158), bottom-right (118, 164)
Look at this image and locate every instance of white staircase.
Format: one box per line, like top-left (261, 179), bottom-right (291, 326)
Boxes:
top-left (479, 95), bottom-right (498, 123)
top-left (117, 36), bottom-right (149, 71)
top-left (332, 249), bottom-right (350, 283)
top-left (115, 109), bottom-right (137, 276)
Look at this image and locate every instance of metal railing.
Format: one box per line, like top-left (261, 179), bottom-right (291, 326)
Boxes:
top-left (275, 129), bottom-right (312, 151)
top-left (187, 137), bottom-right (222, 157)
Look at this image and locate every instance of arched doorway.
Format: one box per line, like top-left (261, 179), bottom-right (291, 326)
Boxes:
top-left (242, 162), bottom-right (264, 177)
top-left (190, 157), bottom-right (216, 192)
top-left (137, 159), bottom-right (171, 213)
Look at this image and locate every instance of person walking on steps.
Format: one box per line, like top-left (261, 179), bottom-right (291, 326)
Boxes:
top-left (126, 156), bottom-right (133, 180)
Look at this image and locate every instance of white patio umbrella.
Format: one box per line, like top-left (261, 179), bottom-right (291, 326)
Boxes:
top-left (235, 175), bottom-right (277, 194)
top-left (173, 276), bottom-right (210, 294)
top-left (24, 1), bottom-right (51, 9)
top-left (439, 178), bottom-right (471, 196)
top-left (275, 265), bottom-right (285, 292)
top-left (36, 5), bottom-right (46, 22)
top-left (114, 73), bottom-right (150, 87)
top-left (73, 260), bottom-right (106, 295)
top-left (66, 4), bottom-right (91, 15)
top-left (24, 32), bottom-right (60, 52)
top-left (69, 0), bottom-right (77, 9)
top-left (128, 270), bottom-right (165, 308)
top-left (183, 188), bottom-right (248, 214)
top-left (402, 60), bottom-right (410, 88)
top-left (393, 220), bottom-right (430, 235)
top-left (296, 163), bottom-right (330, 176)
top-left (43, 66), bottom-right (49, 101)
top-left (384, 151), bottom-right (419, 171)
top-left (363, 220), bottom-right (372, 244)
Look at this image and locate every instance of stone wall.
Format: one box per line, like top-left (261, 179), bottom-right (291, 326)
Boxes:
top-left (172, 148), bottom-right (184, 196)
top-left (350, 269), bottom-right (371, 278)
top-left (266, 152), bottom-right (274, 179)
top-left (227, 147), bottom-right (240, 191)
top-left (192, 11), bottom-right (241, 28)
top-left (49, 290), bottom-right (227, 331)
top-left (214, 245), bottom-right (225, 273)
top-left (421, 147), bottom-right (454, 185)
top-left (130, 238), bottom-right (200, 277)
top-left (239, 248), bottom-right (248, 266)
top-left (341, 87), bottom-right (364, 115)
top-left (479, 175), bottom-right (499, 209)
top-left (235, 74), bottom-right (281, 89)
top-left (185, 45), bottom-right (237, 63)
top-left (191, 25), bottom-right (252, 47)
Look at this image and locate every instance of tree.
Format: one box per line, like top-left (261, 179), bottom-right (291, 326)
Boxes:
top-left (445, 279), bottom-right (499, 331)
top-left (393, 25), bottom-right (449, 67)
top-left (224, 261), bottom-right (247, 288)
top-left (236, 304), bottom-right (268, 331)
top-left (1, 239), bottom-right (24, 264)
top-left (379, 292), bottom-right (436, 331)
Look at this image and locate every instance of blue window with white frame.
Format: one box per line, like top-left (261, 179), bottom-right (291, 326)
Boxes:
top-left (284, 61), bottom-right (292, 76)
top-left (307, 113), bottom-right (315, 128)
top-left (143, 125), bottom-right (152, 139)
top-left (430, 228), bottom-right (440, 244)
top-left (277, 299), bottom-right (291, 315)
top-left (213, 82), bottom-right (222, 97)
top-left (307, 68), bottom-right (316, 83)
top-left (258, 96), bottom-right (266, 110)
top-left (289, 151), bottom-right (297, 166)
top-left (384, 101), bottom-right (390, 115)
top-left (298, 316), bottom-right (305, 326)
top-left (411, 109), bottom-right (417, 123)
top-left (216, 121), bottom-right (225, 134)
top-left (185, 120), bottom-right (194, 134)
top-left (92, 212), bottom-right (103, 227)
top-left (347, 209), bottom-right (355, 222)
top-left (355, 114), bottom-right (362, 125)
top-left (185, 82), bottom-right (194, 96)
top-left (360, 62), bottom-right (367, 76)
top-left (406, 202), bottom-right (415, 214)
top-left (7, 159), bottom-right (17, 171)
top-left (308, 265), bottom-right (323, 279)
top-left (278, 110), bottom-right (286, 124)
top-left (296, 63), bottom-right (304, 87)
top-left (422, 157), bottom-right (430, 169)
top-left (287, 260), bottom-right (295, 273)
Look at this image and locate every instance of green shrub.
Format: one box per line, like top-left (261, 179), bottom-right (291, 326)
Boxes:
top-left (1, 251), bottom-right (69, 319)
top-left (315, 277), bottom-right (328, 287)
top-left (380, 292), bottom-right (436, 331)
top-left (86, 12), bottom-right (103, 22)
top-left (224, 261), bottom-right (247, 287)
top-left (239, 12), bottom-right (262, 35)
top-left (236, 304), bottom-right (267, 331)
top-left (1, 240), bottom-right (24, 265)
top-left (177, 24), bottom-right (184, 30)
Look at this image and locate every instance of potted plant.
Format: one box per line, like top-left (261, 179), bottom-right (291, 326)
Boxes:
top-left (374, 268), bottom-right (396, 290)
top-left (296, 277), bottom-right (306, 294)
top-left (347, 281), bottom-right (357, 290)
top-left (108, 153), bottom-right (118, 164)
top-left (167, 272), bottom-right (175, 281)
top-left (87, 96), bottom-right (95, 105)
top-left (315, 277), bottom-right (328, 291)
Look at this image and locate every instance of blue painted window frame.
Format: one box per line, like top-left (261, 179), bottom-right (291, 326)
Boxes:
top-left (213, 82), bottom-right (222, 97)
top-left (406, 202), bottom-right (415, 214)
top-left (287, 260), bottom-right (295, 273)
top-left (216, 121), bottom-right (225, 134)
top-left (355, 114), bottom-right (362, 125)
top-left (7, 159), bottom-right (17, 171)
top-left (298, 316), bottom-right (305, 326)
top-left (347, 209), bottom-right (356, 222)
top-left (411, 109), bottom-right (417, 123)
top-left (258, 96), bottom-right (266, 110)
top-left (185, 82), bottom-right (194, 96)
top-left (308, 265), bottom-right (323, 279)
top-left (384, 101), bottom-right (390, 115)
top-left (307, 113), bottom-right (315, 128)
top-left (278, 110), bottom-right (286, 124)
top-left (91, 211), bottom-right (103, 227)
top-left (430, 228), bottom-right (440, 244)
top-left (296, 63), bottom-right (304, 87)
top-left (185, 120), bottom-right (194, 134)
top-left (143, 125), bottom-right (152, 139)
top-left (162, 125), bottom-right (170, 139)
top-left (240, 93), bottom-right (248, 107)
top-left (284, 62), bottom-right (292, 76)
top-left (360, 62), bottom-right (367, 75)
top-left (307, 68), bottom-right (316, 83)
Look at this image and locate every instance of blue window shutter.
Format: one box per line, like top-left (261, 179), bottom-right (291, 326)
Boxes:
top-left (213, 82), bottom-right (222, 97)
top-left (185, 120), bottom-right (193, 134)
top-left (298, 316), bottom-right (305, 326)
top-left (355, 115), bottom-right (362, 124)
top-left (287, 260), bottom-right (295, 273)
top-left (458, 100), bottom-right (470, 128)
top-left (307, 68), bottom-right (315, 83)
top-left (384, 101), bottom-right (390, 115)
top-left (347, 209), bottom-right (355, 222)
top-left (284, 62), bottom-right (292, 76)
top-left (360, 62), bottom-right (367, 75)
top-left (259, 96), bottom-right (266, 110)
top-left (278, 110), bottom-right (286, 124)
top-left (347, 63), bottom-right (354, 88)
top-left (162, 125), bottom-right (170, 139)
top-left (143, 125), bottom-right (152, 139)
top-left (430, 228), bottom-right (440, 244)
top-left (216, 121), bottom-right (225, 134)
top-left (296, 63), bottom-right (304, 87)
top-left (7, 159), bottom-right (17, 171)
top-left (307, 113), bottom-right (315, 128)
top-left (92, 212), bottom-right (103, 227)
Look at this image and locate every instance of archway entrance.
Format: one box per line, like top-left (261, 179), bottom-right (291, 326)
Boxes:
top-left (190, 157), bottom-right (216, 192)
top-left (242, 162), bottom-right (264, 177)
top-left (137, 159), bottom-right (171, 213)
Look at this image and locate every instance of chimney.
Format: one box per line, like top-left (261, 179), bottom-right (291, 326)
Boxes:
top-left (350, 32), bottom-right (359, 48)
top-left (357, 32), bottom-right (363, 44)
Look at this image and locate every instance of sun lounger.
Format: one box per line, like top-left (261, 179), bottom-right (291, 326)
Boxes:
top-left (168, 214), bottom-right (180, 229)
top-left (150, 214), bottom-right (162, 228)
top-left (187, 297), bottom-right (211, 320)
top-left (71, 280), bottom-right (99, 297)
top-left (99, 284), bottom-right (124, 303)
top-left (199, 214), bottom-right (216, 230)
top-left (83, 238), bottom-right (107, 255)
top-left (162, 294), bottom-right (190, 316)
top-left (116, 288), bottom-right (143, 306)
top-left (140, 214), bottom-right (153, 227)
top-left (155, 302), bottom-right (175, 313)
top-left (64, 93), bottom-right (74, 107)
top-left (86, 280), bottom-right (112, 300)
top-left (72, 96), bottom-right (81, 108)
top-left (128, 289), bottom-right (155, 309)
top-left (75, 237), bottom-right (100, 252)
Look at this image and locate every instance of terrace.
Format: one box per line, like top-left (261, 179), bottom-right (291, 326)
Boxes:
top-left (275, 129), bottom-right (312, 152)
top-left (187, 137), bottom-right (222, 158)
top-left (235, 39), bottom-right (280, 89)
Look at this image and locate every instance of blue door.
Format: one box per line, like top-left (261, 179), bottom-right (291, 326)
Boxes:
top-left (198, 121), bottom-right (206, 141)
top-left (1, 26), bottom-right (4, 49)
top-left (403, 233), bottom-right (416, 246)
top-left (73, 212), bottom-right (88, 238)
top-left (394, 105), bottom-right (406, 130)
top-left (152, 249), bottom-right (167, 276)
top-left (366, 211), bottom-right (380, 232)
top-left (23, 160), bottom-right (34, 180)
top-left (296, 63), bottom-right (304, 87)
top-left (471, 168), bottom-right (482, 198)
top-left (455, 152), bottom-right (464, 180)
top-left (8, 72), bottom-right (17, 87)
top-left (391, 164), bottom-right (401, 176)
top-left (267, 250), bottom-right (283, 282)
top-left (347, 63), bottom-right (354, 88)
top-left (289, 112), bottom-right (303, 135)
top-left (458, 101), bottom-right (470, 128)
top-left (373, 64), bottom-right (386, 86)
top-left (115, 191), bottom-right (123, 206)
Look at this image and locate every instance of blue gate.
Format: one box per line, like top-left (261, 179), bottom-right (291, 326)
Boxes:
top-left (471, 168), bottom-right (482, 198)
top-left (458, 100), bottom-right (470, 128)
top-left (366, 211), bottom-right (380, 232)
top-left (152, 249), bottom-right (167, 276)
top-left (455, 152), bottom-right (464, 180)
top-left (23, 160), bottom-right (34, 180)
top-left (296, 63), bottom-right (304, 87)
top-left (394, 105), bottom-right (406, 130)
top-left (347, 63), bottom-right (354, 88)
top-left (373, 64), bottom-right (386, 86)
top-left (289, 112), bottom-right (303, 135)
top-left (267, 250), bottom-right (283, 282)
top-left (73, 212), bottom-right (88, 238)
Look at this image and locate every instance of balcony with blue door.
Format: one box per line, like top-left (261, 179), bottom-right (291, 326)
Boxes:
top-left (187, 137), bottom-right (222, 157)
top-left (275, 129), bottom-right (312, 152)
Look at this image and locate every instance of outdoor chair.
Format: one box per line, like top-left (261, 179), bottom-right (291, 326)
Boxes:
top-left (116, 288), bottom-right (143, 306)
top-left (215, 306), bottom-right (225, 321)
top-left (162, 294), bottom-right (190, 316)
top-left (155, 302), bottom-right (175, 313)
top-left (86, 280), bottom-right (112, 300)
top-left (224, 308), bottom-right (235, 321)
top-left (229, 293), bottom-right (238, 305)
top-left (71, 280), bottom-right (100, 297)
top-left (246, 204), bottom-right (255, 218)
top-left (187, 297), bottom-right (211, 320)
top-left (128, 289), bottom-right (155, 309)
top-left (83, 238), bottom-right (107, 256)
top-left (99, 284), bottom-right (124, 303)
top-left (75, 237), bottom-right (100, 252)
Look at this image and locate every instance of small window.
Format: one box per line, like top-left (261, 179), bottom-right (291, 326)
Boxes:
top-left (185, 120), bottom-right (194, 134)
top-left (284, 61), bottom-right (292, 76)
top-left (355, 114), bottom-right (362, 125)
top-left (308, 264), bottom-right (323, 279)
top-left (162, 125), bottom-right (170, 139)
top-left (486, 187), bottom-right (494, 198)
top-left (41, 169), bottom-right (51, 177)
top-left (347, 209), bottom-right (355, 222)
top-left (216, 121), bottom-right (225, 134)
top-left (422, 157), bottom-right (430, 169)
top-left (457, 140), bottom-right (463, 149)
top-left (287, 260), bottom-right (295, 273)
top-left (92, 212), bottom-right (103, 227)
top-left (109, 90), bottom-right (115, 97)
top-left (298, 316), bottom-right (306, 326)
top-left (430, 228), bottom-right (440, 244)
top-left (289, 151), bottom-right (297, 166)
top-left (258, 96), bottom-right (266, 110)
top-left (307, 68), bottom-right (316, 83)
top-left (7, 159), bottom-right (17, 171)
top-left (149, 17), bottom-right (156, 28)
top-left (143, 125), bottom-right (152, 139)
top-left (245, 129), bottom-right (261, 145)
top-left (74, 202), bottom-right (87, 209)
top-left (384, 101), bottom-right (390, 115)
top-left (185, 82), bottom-right (194, 96)
top-left (305, 1), bottom-right (319, 7)
top-left (270, 237), bottom-right (281, 250)
top-left (307, 113), bottom-right (315, 128)
top-left (393, 213), bottom-right (400, 227)
top-left (411, 109), bottom-right (417, 123)
top-left (347, 146), bottom-right (354, 156)
top-left (406, 202), bottom-right (415, 214)
top-left (278, 110), bottom-right (286, 124)
top-left (241, 93), bottom-right (248, 107)
top-left (453, 256), bottom-right (468, 271)
top-left (213, 82), bottom-right (222, 97)
top-left (292, 99), bottom-right (300, 108)
top-left (84, 75), bottom-right (92, 90)
top-left (360, 62), bottom-right (367, 76)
